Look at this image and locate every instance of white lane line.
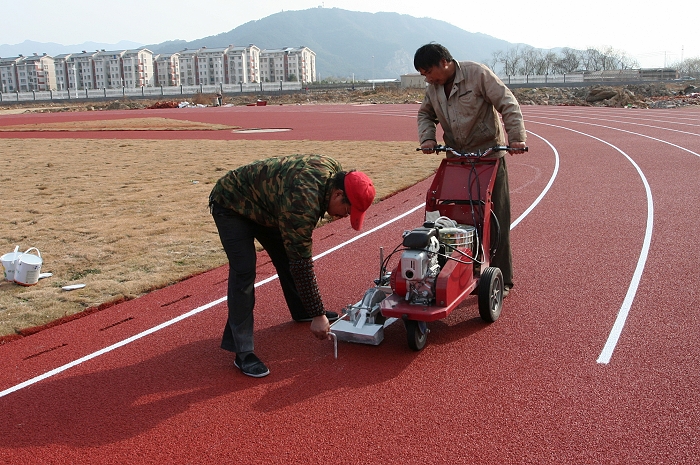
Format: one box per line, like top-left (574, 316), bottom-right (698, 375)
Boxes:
top-left (0, 298), bottom-right (225, 399)
top-left (524, 114), bottom-right (700, 158)
top-left (528, 121), bottom-right (654, 365)
top-left (1, 140), bottom-right (561, 398)
top-left (0, 204), bottom-right (426, 399)
top-left (524, 108), bottom-right (700, 128)
top-left (511, 131), bottom-right (559, 230)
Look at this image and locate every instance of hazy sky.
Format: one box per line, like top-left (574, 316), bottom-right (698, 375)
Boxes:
top-left (3, 0), bottom-right (696, 68)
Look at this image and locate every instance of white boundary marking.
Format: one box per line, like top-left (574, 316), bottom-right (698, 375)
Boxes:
top-left (0, 134), bottom-right (560, 398)
top-left (529, 121), bottom-right (655, 365)
top-left (0, 204), bottom-right (425, 398)
top-left (511, 131), bottom-right (559, 230)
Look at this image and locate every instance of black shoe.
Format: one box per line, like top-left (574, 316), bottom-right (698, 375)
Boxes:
top-left (234, 353), bottom-right (270, 378)
top-left (293, 311), bottom-right (339, 323)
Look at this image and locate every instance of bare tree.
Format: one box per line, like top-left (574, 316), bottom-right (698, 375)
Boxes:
top-left (673, 57), bottom-right (700, 75)
top-left (502, 46), bottom-right (522, 75)
top-left (490, 45), bottom-right (647, 75)
top-left (552, 48), bottom-right (581, 73)
top-left (488, 50), bottom-right (503, 73)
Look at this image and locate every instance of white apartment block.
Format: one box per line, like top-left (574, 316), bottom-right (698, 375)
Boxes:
top-left (226, 45), bottom-right (260, 84)
top-left (178, 49), bottom-right (199, 86)
top-left (67, 51), bottom-right (98, 90)
top-left (16, 54), bottom-right (56, 91)
top-left (0, 56), bottom-right (23, 92)
top-left (122, 49), bottom-right (154, 88)
top-left (1, 44), bottom-right (315, 92)
top-left (260, 46), bottom-right (316, 83)
top-left (197, 47), bottom-right (228, 85)
top-left (53, 54), bottom-right (72, 90)
top-left (0, 54), bottom-right (56, 92)
top-left (94, 50), bottom-right (126, 89)
top-left (154, 53), bottom-right (180, 87)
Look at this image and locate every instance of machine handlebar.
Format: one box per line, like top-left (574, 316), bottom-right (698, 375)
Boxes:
top-left (416, 145), bottom-right (528, 158)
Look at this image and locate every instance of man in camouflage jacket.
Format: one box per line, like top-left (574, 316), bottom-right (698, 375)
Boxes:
top-left (210, 155), bottom-right (375, 377)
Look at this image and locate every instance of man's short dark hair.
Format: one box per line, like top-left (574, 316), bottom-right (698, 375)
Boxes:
top-left (333, 170), bottom-right (354, 203)
top-left (414, 43), bottom-right (454, 72)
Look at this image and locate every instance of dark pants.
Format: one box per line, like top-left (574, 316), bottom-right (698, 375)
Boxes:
top-left (211, 203), bottom-right (306, 353)
top-left (490, 157), bottom-right (514, 287)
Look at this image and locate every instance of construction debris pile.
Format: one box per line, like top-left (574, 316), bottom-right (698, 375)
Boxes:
top-left (511, 83), bottom-right (699, 108)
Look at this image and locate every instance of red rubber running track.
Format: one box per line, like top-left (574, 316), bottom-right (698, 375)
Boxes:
top-left (1, 103), bottom-right (699, 464)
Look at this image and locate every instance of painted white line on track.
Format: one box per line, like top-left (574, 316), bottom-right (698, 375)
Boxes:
top-left (1, 139), bottom-right (561, 398)
top-left (525, 108), bottom-right (700, 129)
top-left (511, 131), bottom-right (559, 230)
top-left (0, 297), bottom-right (226, 399)
top-left (528, 120), bottom-right (655, 365)
top-left (525, 115), bottom-right (700, 158)
top-left (0, 204), bottom-right (426, 399)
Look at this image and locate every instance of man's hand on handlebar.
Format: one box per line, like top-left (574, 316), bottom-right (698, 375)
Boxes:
top-left (420, 140), bottom-right (438, 154)
top-left (417, 144), bottom-right (528, 157)
top-left (508, 141), bottom-right (527, 154)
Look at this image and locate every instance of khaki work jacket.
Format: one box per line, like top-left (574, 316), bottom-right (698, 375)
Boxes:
top-left (417, 61), bottom-right (526, 157)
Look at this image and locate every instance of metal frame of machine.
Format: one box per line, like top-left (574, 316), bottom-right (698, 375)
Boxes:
top-left (331, 146), bottom-right (526, 353)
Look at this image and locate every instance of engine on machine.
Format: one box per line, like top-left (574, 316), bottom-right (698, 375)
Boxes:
top-left (395, 217), bottom-right (477, 306)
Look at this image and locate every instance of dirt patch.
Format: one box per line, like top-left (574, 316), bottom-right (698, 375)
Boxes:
top-left (0, 138), bottom-right (441, 338)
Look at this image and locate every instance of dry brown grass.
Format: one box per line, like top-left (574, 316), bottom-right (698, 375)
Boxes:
top-left (0, 117), bottom-right (238, 132)
top-left (0, 125), bottom-right (441, 337)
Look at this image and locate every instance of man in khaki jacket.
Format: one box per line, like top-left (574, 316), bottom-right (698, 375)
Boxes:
top-left (414, 43), bottom-right (527, 298)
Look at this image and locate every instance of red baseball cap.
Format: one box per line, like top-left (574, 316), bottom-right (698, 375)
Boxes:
top-left (344, 171), bottom-right (375, 231)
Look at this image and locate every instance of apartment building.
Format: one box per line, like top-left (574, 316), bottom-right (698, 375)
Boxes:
top-left (0, 54), bottom-right (56, 92)
top-left (67, 51), bottom-right (98, 90)
top-left (154, 53), bottom-right (180, 87)
top-left (0, 56), bottom-right (22, 92)
top-left (53, 54), bottom-right (72, 90)
top-left (196, 47), bottom-right (228, 85)
top-left (260, 46), bottom-right (316, 83)
top-left (1, 44), bottom-right (316, 92)
top-left (122, 49), bottom-right (154, 88)
top-left (15, 54), bottom-right (56, 91)
top-left (178, 49), bottom-right (199, 86)
top-left (226, 45), bottom-right (260, 84)
top-left (94, 50), bottom-right (126, 89)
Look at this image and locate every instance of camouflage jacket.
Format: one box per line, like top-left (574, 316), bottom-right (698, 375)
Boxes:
top-left (209, 154), bottom-right (342, 261)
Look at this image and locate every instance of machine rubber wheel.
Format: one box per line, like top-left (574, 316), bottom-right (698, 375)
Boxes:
top-left (478, 267), bottom-right (504, 322)
top-left (404, 319), bottom-right (428, 351)
top-left (361, 288), bottom-right (387, 325)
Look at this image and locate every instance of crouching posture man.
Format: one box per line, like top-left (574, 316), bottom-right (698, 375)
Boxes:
top-left (210, 155), bottom-right (376, 377)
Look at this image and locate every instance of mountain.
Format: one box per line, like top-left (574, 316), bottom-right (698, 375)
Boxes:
top-left (2, 8), bottom-right (524, 80)
top-left (144, 8), bottom-right (520, 80)
top-left (0, 39), bottom-right (144, 57)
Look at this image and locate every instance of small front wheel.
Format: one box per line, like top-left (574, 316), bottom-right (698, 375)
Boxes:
top-left (404, 319), bottom-right (428, 351)
top-left (478, 267), bottom-right (504, 322)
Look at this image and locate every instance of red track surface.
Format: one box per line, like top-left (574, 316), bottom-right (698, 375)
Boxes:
top-left (1, 104), bottom-right (699, 464)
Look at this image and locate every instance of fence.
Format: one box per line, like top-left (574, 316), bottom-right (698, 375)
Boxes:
top-left (499, 74), bottom-right (585, 85)
top-left (0, 81), bottom-right (304, 103)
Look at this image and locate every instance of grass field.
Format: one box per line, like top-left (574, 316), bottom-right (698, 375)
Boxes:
top-left (0, 118), bottom-right (441, 338)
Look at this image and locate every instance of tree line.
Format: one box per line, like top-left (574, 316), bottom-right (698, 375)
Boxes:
top-left (488, 46), bottom-right (700, 75)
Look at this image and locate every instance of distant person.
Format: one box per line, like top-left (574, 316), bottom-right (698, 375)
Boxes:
top-left (209, 155), bottom-right (376, 377)
top-left (413, 43), bottom-right (527, 298)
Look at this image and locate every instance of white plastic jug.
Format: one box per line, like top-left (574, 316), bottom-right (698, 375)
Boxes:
top-left (1, 246), bottom-right (21, 282)
top-left (14, 247), bottom-right (43, 286)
